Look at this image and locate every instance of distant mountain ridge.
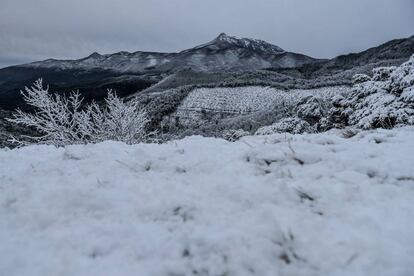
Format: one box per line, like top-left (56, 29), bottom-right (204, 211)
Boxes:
top-left (20, 33), bottom-right (320, 73)
top-left (0, 34), bottom-right (413, 109)
top-left (275, 35), bottom-right (414, 78)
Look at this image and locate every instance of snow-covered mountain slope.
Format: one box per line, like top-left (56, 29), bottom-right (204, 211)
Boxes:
top-left (1, 127), bottom-right (414, 276)
top-left (278, 35), bottom-right (414, 78)
top-left (185, 33), bottom-right (285, 55)
top-left (20, 33), bottom-right (320, 73)
top-left (167, 86), bottom-right (350, 127)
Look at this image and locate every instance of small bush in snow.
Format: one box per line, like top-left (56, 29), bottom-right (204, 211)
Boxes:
top-left (372, 66), bottom-right (396, 81)
top-left (7, 79), bottom-right (149, 146)
top-left (296, 96), bottom-right (331, 125)
top-left (389, 58), bottom-right (414, 95)
top-left (255, 117), bottom-right (314, 135)
top-left (352, 74), bottom-right (371, 84)
top-left (222, 129), bottom-right (250, 142)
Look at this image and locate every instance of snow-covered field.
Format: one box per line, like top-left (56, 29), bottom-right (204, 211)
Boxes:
top-left (172, 86), bottom-right (350, 126)
top-left (177, 86), bottom-right (350, 115)
top-left (1, 127), bottom-right (414, 276)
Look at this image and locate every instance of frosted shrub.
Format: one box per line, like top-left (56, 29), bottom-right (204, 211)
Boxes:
top-left (7, 79), bottom-right (149, 146)
top-left (255, 117), bottom-right (314, 135)
top-left (389, 57), bottom-right (414, 95)
top-left (352, 74), bottom-right (371, 84)
top-left (222, 129), bottom-right (250, 142)
top-left (333, 55), bottom-right (414, 129)
top-left (372, 66), bottom-right (396, 81)
top-left (296, 96), bottom-right (331, 125)
top-left (400, 87), bottom-right (414, 103)
top-left (255, 54), bottom-right (414, 135)
top-left (254, 92), bottom-right (337, 135)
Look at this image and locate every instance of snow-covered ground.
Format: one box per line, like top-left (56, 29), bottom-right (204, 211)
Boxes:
top-left (177, 86), bottom-right (350, 115)
top-left (172, 86), bottom-right (351, 126)
top-left (1, 127), bottom-right (414, 276)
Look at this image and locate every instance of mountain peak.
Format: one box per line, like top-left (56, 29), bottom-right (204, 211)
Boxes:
top-left (211, 33), bottom-right (285, 54)
top-left (217, 32), bottom-right (229, 39)
top-left (87, 52), bottom-right (102, 59)
top-left (214, 33), bottom-right (240, 43)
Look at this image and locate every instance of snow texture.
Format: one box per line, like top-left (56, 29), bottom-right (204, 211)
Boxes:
top-left (1, 127), bottom-right (414, 276)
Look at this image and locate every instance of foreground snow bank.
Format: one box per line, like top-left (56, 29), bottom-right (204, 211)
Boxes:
top-left (1, 128), bottom-right (414, 276)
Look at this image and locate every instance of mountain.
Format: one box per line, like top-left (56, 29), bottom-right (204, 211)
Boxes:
top-left (274, 35), bottom-right (414, 78)
top-left (0, 34), bottom-right (413, 109)
top-left (19, 33), bottom-right (320, 73)
top-left (324, 35), bottom-right (414, 69)
top-left (164, 33), bottom-right (318, 71)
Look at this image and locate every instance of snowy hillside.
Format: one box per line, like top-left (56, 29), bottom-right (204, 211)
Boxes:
top-left (1, 127), bottom-right (414, 276)
top-left (170, 86), bottom-right (351, 126)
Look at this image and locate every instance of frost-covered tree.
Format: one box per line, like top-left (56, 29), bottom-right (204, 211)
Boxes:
top-left (331, 55), bottom-right (414, 129)
top-left (296, 95), bottom-right (331, 125)
top-left (7, 79), bottom-right (149, 146)
top-left (78, 92), bottom-right (149, 144)
top-left (372, 66), bottom-right (397, 81)
top-left (254, 55), bottom-right (414, 136)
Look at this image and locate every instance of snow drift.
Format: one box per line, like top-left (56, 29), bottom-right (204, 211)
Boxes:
top-left (1, 127), bottom-right (414, 276)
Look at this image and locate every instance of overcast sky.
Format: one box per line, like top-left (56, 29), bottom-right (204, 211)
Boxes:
top-left (0, 0), bottom-right (413, 68)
